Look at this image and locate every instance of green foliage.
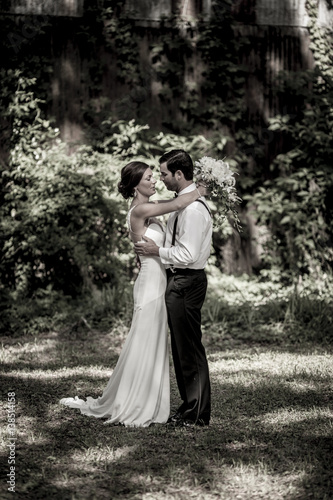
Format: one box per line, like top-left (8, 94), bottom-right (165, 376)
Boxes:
top-left (196, 1), bottom-right (248, 127)
top-left (90, 118), bottom-right (155, 157)
top-left (1, 0), bottom-right (332, 315)
top-left (147, 0), bottom-right (249, 139)
top-left (92, 115), bottom-right (214, 160)
top-left (248, 158), bottom-right (332, 276)
top-left (0, 72), bottom-right (132, 334)
top-left (0, 14), bottom-right (53, 108)
top-left (245, 2), bottom-right (333, 279)
top-left (86, 114), bottom-right (243, 233)
top-left (150, 16), bottom-right (195, 127)
top-left (101, 2), bottom-right (141, 86)
top-left (145, 2), bottom-right (332, 277)
top-left (203, 271), bottom-right (333, 345)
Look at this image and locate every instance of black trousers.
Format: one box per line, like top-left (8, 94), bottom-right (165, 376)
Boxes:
top-left (165, 269), bottom-right (211, 424)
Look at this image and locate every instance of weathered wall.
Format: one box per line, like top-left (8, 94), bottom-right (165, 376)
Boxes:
top-left (1, 0), bottom-right (330, 143)
top-left (0, 0), bottom-right (84, 16)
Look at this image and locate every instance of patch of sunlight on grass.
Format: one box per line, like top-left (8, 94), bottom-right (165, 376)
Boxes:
top-left (141, 485), bottom-right (218, 500)
top-left (210, 461), bottom-right (305, 499)
top-left (210, 351), bottom-right (333, 378)
top-left (1, 415), bottom-right (49, 444)
top-left (260, 407), bottom-right (333, 428)
top-left (70, 444), bottom-right (137, 465)
top-left (49, 445), bottom-right (138, 488)
top-left (224, 440), bottom-right (268, 452)
top-left (135, 460), bottom-right (305, 500)
top-left (49, 472), bottom-right (77, 489)
top-left (0, 337), bottom-right (58, 363)
top-left (25, 429), bottom-right (50, 445)
top-left (2, 366), bottom-right (113, 380)
top-left (134, 465), bottom-right (218, 500)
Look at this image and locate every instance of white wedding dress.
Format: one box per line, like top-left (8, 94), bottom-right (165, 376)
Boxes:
top-left (60, 213), bottom-right (170, 427)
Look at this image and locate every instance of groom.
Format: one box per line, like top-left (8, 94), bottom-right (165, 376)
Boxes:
top-left (135, 149), bottom-right (212, 427)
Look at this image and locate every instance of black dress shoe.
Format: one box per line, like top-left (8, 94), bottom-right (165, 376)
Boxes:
top-left (167, 411), bottom-right (182, 424)
top-left (176, 418), bottom-right (209, 428)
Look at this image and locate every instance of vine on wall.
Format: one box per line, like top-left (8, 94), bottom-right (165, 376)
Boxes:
top-left (247, 0), bottom-right (333, 279)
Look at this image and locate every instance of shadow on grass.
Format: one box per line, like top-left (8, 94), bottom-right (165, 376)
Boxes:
top-left (1, 332), bottom-right (332, 500)
top-left (0, 329), bottom-right (122, 372)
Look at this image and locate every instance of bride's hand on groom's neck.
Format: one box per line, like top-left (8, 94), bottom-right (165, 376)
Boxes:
top-left (196, 183), bottom-right (210, 197)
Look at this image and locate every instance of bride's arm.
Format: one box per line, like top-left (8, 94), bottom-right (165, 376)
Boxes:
top-left (134, 185), bottom-right (207, 219)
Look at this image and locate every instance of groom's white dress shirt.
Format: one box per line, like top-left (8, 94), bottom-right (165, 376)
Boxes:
top-left (159, 183), bottom-right (212, 269)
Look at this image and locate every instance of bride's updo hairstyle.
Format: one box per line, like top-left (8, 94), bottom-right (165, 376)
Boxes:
top-left (118, 161), bottom-right (150, 199)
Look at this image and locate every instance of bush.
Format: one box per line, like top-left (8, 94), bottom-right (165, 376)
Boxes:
top-left (0, 72), bottom-right (132, 334)
top-left (246, 10), bottom-right (333, 281)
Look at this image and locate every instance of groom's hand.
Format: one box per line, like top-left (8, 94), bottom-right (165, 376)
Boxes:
top-left (134, 236), bottom-right (160, 256)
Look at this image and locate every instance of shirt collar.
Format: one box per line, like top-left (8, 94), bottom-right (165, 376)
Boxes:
top-left (178, 183), bottom-right (196, 196)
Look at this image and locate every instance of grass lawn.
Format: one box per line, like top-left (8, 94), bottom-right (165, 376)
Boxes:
top-left (1, 273), bottom-right (333, 499)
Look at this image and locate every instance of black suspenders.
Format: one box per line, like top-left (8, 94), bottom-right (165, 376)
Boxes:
top-left (196, 199), bottom-right (212, 216)
top-left (171, 199), bottom-right (211, 246)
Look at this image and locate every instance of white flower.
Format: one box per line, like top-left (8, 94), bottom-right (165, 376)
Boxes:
top-left (194, 156), bottom-right (242, 230)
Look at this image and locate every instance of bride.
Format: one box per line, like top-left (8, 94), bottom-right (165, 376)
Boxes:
top-left (60, 161), bottom-right (206, 427)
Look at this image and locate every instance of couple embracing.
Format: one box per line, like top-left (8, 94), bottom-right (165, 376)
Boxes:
top-left (61, 150), bottom-right (212, 428)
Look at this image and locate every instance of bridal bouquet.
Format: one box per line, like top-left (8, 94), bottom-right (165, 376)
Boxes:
top-left (194, 156), bottom-right (242, 230)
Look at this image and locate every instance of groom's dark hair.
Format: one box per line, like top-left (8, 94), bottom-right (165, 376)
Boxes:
top-left (159, 149), bottom-right (193, 181)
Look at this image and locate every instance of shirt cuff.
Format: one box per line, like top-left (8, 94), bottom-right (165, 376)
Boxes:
top-left (159, 247), bottom-right (170, 264)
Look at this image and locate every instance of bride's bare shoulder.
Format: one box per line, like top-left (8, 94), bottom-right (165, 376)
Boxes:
top-left (130, 202), bottom-right (155, 218)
